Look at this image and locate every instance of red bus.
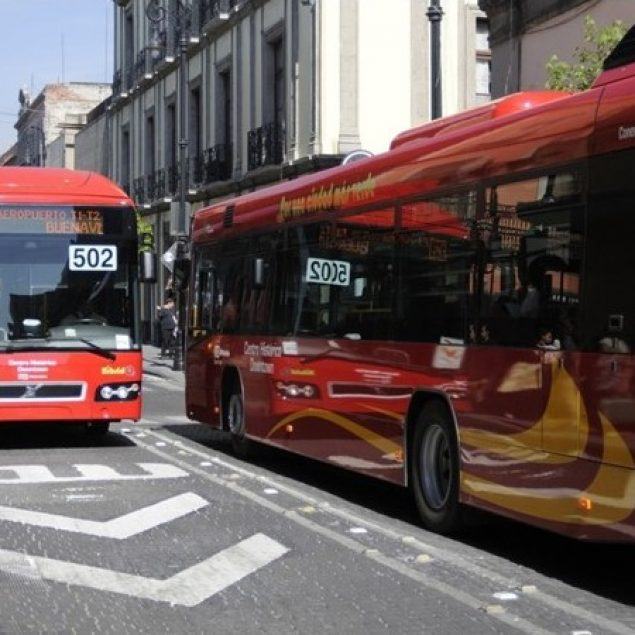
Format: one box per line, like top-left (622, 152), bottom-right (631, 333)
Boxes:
top-left (0, 167), bottom-right (154, 433)
top-left (184, 29), bottom-right (635, 541)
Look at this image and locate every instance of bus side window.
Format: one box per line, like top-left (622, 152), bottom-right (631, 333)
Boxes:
top-left (199, 266), bottom-right (215, 330)
top-left (480, 173), bottom-right (582, 349)
top-left (192, 253), bottom-right (215, 332)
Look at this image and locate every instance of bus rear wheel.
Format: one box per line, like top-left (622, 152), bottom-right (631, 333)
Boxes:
top-left (411, 400), bottom-right (462, 535)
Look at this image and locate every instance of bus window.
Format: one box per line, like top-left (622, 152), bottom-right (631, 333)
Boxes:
top-left (191, 248), bottom-right (215, 331)
top-left (396, 192), bottom-right (475, 344)
top-left (585, 151), bottom-right (635, 353)
top-left (273, 212), bottom-right (396, 339)
top-left (240, 232), bottom-right (280, 334)
top-left (478, 172), bottom-right (583, 348)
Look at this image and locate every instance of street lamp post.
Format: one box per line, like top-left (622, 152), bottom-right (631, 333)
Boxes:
top-left (146, 0), bottom-right (191, 371)
top-left (426, 0), bottom-right (443, 120)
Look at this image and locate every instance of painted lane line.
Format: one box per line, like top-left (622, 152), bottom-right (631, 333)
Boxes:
top-left (0, 463), bottom-right (188, 484)
top-left (0, 533), bottom-right (288, 607)
top-left (0, 492), bottom-right (208, 539)
top-left (135, 428), bottom-right (635, 635)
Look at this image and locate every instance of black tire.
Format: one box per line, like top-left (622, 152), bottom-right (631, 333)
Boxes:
top-left (411, 400), bottom-right (463, 534)
top-left (86, 421), bottom-right (110, 435)
top-left (226, 387), bottom-right (251, 457)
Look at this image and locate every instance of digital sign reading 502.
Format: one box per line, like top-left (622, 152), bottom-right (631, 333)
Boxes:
top-left (69, 245), bottom-right (117, 271)
top-left (0, 207), bottom-right (104, 234)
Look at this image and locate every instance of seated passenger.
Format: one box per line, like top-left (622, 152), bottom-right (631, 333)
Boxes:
top-left (536, 327), bottom-right (561, 351)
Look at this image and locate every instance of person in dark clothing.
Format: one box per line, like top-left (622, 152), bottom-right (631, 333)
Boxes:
top-left (157, 298), bottom-right (176, 358)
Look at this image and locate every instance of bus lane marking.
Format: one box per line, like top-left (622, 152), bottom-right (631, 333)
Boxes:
top-left (0, 492), bottom-right (207, 539)
top-left (0, 533), bottom-right (288, 607)
top-left (0, 463), bottom-right (188, 484)
top-left (131, 428), bottom-right (635, 635)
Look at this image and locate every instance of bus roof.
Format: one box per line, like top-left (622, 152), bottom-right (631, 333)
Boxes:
top-left (193, 87), bottom-right (600, 242)
top-left (191, 28), bottom-right (635, 243)
top-left (0, 167), bottom-right (133, 207)
top-left (388, 91), bottom-right (571, 150)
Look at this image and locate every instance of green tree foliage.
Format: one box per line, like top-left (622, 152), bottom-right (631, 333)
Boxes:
top-left (545, 17), bottom-right (627, 91)
top-left (137, 213), bottom-right (154, 253)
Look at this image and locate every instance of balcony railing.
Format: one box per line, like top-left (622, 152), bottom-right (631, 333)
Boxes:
top-left (247, 121), bottom-right (285, 171)
top-left (191, 153), bottom-right (205, 186)
top-left (204, 143), bottom-right (232, 183)
top-left (114, 1), bottom-right (238, 98)
top-left (145, 172), bottom-right (158, 202)
top-left (167, 164), bottom-right (181, 198)
top-left (133, 48), bottom-right (156, 85)
top-left (196, 0), bottom-right (235, 30)
top-left (129, 141), bottom-right (233, 208)
top-left (133, 177), bottom-right (146, 206)
top-left (190, 143), bottom-right (232, 186)
top-left (112, 70), bottom-right (122, 97)
top-left (154, 168), bottom-right (167, 199)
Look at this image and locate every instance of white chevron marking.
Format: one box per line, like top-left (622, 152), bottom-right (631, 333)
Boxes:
top-left (0, 492), bottom-right (208, 538)
top-left (0, 533), bottom-right (288, 606)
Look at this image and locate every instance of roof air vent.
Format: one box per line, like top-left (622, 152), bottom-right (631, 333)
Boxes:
top-left (223, 204), bottom-right (235, 228)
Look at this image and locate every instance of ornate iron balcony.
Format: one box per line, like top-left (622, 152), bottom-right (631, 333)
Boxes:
top-left (247, 122), bottom-right (285, 171)
top-left (133, 177), bottom-right (146, 205)
top-left (204, 143), bottom-right (232, 183)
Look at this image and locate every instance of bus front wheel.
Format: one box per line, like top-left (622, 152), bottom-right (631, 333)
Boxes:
top-left (227, 388), bottom-right (251, 457)
top-left (411, 400), bottom-right (462, 535)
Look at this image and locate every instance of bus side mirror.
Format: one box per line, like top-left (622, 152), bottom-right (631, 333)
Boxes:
top-left (253, 258), bottom-right (266, 289)
top-left (140, 251), bottom-right (157, 283)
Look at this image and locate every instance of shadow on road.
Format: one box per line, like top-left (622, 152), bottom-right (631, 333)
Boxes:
top-left (0, 423), bottom-right (135, 450)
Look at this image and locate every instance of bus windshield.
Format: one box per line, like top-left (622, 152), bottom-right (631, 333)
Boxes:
top-left (0, 206), bottom-right (138, 351)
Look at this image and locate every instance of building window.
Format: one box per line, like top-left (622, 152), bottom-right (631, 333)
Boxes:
top-left (248, 34), bottom-right (286, 170)
top-left (166, 102), bottom-right (177, 195)
top-left (190, 86), bottom-right (202, 184)
top-left (272, 38), bottom-right (285, 132)
top-left (124, 10), bottom-right (134, 92)
top-left (475, 17), bottom-right (491, 103)
top-left (121, 128), bottom-right (131, 194)
top-left (218, 67), bottom-right (232, 147)
top-left (145, 114), bottom-right (155, 200)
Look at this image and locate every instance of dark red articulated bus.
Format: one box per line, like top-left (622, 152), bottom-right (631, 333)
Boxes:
top-left (184, 28), bottom-right (635, 541)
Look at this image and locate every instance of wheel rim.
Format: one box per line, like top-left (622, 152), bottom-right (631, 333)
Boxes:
top-left (420, 423), bottom-right (452, 510)
top-left (227, 394), bottom-right (244, 437)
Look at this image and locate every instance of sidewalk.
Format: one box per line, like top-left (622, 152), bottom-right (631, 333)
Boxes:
top-left (142, 344), bottom-right (185, 385)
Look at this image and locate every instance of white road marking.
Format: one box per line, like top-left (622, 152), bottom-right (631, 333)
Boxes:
top-left (0, 492), bottom-right (208, 538)
top-left (0, 533), bottom-right (288, 607)
top-left (0, 463), bottom-right (188, 484)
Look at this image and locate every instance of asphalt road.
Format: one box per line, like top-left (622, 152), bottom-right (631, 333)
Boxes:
top-left (0, 351), bottom-right (631, 634)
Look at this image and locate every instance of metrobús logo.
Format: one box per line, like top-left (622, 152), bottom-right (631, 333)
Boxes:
top-left (101, 365), bottom-right (135, 376)
top-left (213, 345), bottom-right (230, 360)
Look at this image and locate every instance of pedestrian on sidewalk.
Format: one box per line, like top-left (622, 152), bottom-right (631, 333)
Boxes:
top-left (157, 297), bottom-right (177, 358)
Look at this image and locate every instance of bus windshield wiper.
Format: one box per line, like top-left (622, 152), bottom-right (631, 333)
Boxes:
top-left (72, 337), bottom-right (117, 361)
top-left (2, 337), bottom-right (116, 361)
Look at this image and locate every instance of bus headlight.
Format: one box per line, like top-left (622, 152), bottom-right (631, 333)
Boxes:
top-left (96, 382), bottom-right (140, 401)
top-left (275, 381), bottom-right (319, 399)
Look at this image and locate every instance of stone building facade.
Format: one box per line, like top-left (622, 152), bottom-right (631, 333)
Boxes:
top-left (14, 83), bottom-right (112, 168)
top-left (478, 0), bottom-right (635, 95)
top-left (103, 0), bottom-right (490, 339)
